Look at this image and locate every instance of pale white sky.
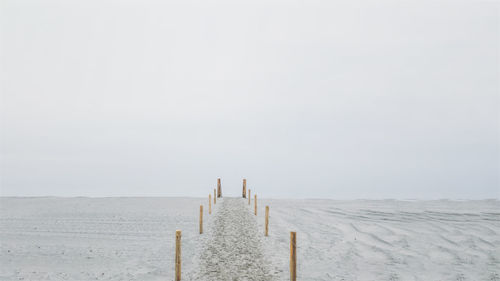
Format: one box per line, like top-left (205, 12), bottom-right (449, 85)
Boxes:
top-left (0, 0), bottom-right (499, 199)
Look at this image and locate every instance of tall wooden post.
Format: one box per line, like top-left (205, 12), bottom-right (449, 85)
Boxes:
top-left (199, 205), bottom-right (203, 234)
top-left (242, 179), bottom-right (247, 198)
top-left (290, 231), bottom-right (296, 281)
top-left (254, 194), bottom-right (257, 216)
top-left (217, 178), bottom-right (222, 198)
top-left (265, 206), bottom-right (269, 236)
top-left (209, 194), bottom-right (212, 215)
top-left (213, 189), bottom-right (216, 204)
top-left (248, 189), bottom-right (251, 205)
top-left (175, 230), bottom-right (181, 281)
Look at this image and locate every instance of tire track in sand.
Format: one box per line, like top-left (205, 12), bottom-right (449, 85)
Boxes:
top-left (187, 198), bottom-right (275, 281)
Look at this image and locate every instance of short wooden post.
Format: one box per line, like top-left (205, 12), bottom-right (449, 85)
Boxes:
top-left (209, 194), bottom-right (212, 214)
top-left (248, 189), bottom-right (251, 205)
top-left (265, 206), bottom-right (269, 236)
top-left (199, 205), bottom-right (203, 234)
top-left (217, 178), bottom-right (222, 198)
top-left (290, 231), bottom-right (296, 281)
top-left (254, 194), bottom-right (257, 216)
top-left (213, 189), bottom-right (216, 204)
top-left (242, 179), bottom-right (246, 198)
top-left (175, 230), bottom-right (181, 281)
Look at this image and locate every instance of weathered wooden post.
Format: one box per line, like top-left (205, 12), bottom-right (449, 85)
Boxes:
top-left (265, 206), bottom-right (269, 236)
top-left (217, 178), bottom-right (222, 198)
top-left (199, 205), bottom-right (203, 234)
top-left (175, 230), bottom-right (181, 281)
top-left (290, 231), bottom-right (297, 281)
top-left (209, 194), bottom-right (212, 215)
top-left (254, 194), bottom-right (257, 216)
top-left (242, 179), bottom-right (247, 198)
top-left (213, 189), bottom-right (216, 204)
top-left (248, 189), bottom-right (251, 205)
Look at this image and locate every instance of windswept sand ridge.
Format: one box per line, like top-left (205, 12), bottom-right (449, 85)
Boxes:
top-left (260, 199), bottom-right (500, 281)
top-left (186, 197), bottom-right (277, 281)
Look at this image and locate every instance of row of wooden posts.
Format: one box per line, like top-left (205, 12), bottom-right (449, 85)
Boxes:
top-left (175, 178), bottom-right (297, 281)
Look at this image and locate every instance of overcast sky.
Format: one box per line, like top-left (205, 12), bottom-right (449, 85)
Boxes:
top-left (0, 0), bottom-right (498, 199)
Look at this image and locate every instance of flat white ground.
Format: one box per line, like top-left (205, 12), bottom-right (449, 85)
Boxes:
top-left (0, 197), bottom-right (499, 281)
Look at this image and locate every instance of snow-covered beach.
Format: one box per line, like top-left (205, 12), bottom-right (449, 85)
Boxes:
top-left (1, 197), bottom-right (499, 281)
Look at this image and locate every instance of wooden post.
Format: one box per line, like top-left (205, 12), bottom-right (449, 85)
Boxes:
top-left (199, 205), bottom-right (203, 234)
top-left (217, 178), bottom-right (222, 198)
top-left (175, 230), bottom-right (181, 281)
top-left (214, 189), bottom-right (216, 204)
top-left (209, 194), bottom-right (212, 215)
top-left (265, 206), bottom-right (269, 236)
top-left (248, 189), bottom-right (251, 205)
top-left (290, 231), bottom-right (296, 281)
top-left (242, 179), bottom-right (246, 198)
top-left (254, 194), bottom-right (257, 216)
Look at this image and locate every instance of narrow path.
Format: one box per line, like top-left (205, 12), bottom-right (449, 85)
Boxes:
top-left (187, 198), bottom-right (275, 281)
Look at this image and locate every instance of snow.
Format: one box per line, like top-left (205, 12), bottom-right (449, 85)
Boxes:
top-left (1, 197), bottom-right (499, 281)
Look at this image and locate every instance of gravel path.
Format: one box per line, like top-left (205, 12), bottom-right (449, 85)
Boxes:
top-left (187, 198), bottom-right (276, 281)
